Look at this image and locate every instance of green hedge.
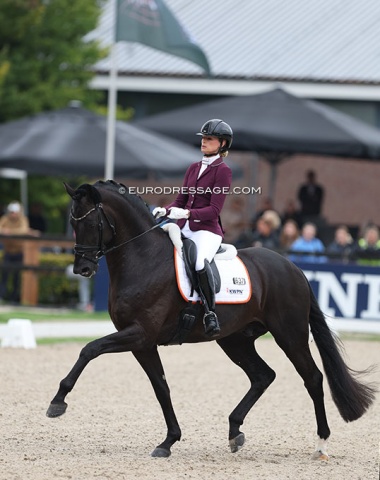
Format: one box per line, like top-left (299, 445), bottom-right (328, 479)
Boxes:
top-left (0, 250), bottom-right (95, 306)
top-left (38, 252), bottom-right (80, 306)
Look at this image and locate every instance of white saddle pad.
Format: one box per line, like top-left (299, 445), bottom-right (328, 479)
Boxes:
top-left (174, 249), bottom-right (252, 304)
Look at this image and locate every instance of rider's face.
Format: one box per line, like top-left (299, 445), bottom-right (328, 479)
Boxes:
top-left (200, 135), bottom-right (223, 155)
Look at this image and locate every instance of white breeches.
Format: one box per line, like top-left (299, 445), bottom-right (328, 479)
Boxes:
top-left (181, 222), bottom-right (222, 271)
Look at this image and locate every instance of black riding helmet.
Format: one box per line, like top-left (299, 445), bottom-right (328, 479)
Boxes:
top-left (196, 119), bottom-right (233, 153)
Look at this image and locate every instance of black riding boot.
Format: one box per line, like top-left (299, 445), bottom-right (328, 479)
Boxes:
top-left (197, 261), bottom-right (221, 337)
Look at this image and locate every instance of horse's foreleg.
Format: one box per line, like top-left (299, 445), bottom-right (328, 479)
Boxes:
top-left (217, 333), bottom-right (276, 453)
top-left (46, 324), bottom-right (144, 418)
top-left (133, 348), bottom-right (181, 458)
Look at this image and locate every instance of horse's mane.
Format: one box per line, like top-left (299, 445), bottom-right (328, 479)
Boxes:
top-left (92, 180), bottom-right (153, 219)
top-left (72, 180), bottom-right (153, 225)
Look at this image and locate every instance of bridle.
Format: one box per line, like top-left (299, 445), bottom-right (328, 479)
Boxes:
top-left (71, 202), bottom-right (165, 265)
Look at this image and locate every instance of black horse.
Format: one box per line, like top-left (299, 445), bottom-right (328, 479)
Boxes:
top-left (47, 180), bottom-right (376, 460)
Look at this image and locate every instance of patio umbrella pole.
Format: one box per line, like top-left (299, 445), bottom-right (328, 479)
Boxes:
top-left (105, 0), bottom-right (118, 181)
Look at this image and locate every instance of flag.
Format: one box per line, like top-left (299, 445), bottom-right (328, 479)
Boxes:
top-left (115, 0), bottom-right (211, 75)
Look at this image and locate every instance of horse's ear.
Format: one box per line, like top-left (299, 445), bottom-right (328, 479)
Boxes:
top-left (64, 182), bottom-right (101, 204)
top-left (64, 182), bottom-right (76, 199)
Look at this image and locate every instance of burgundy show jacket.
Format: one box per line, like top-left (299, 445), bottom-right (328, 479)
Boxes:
top-left (166, 158), bottom-right (232, 237)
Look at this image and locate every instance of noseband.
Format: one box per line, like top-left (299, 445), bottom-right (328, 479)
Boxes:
top-left (71, 203), bottom-right (165, 265)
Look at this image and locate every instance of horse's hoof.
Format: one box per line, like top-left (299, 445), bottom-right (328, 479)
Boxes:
top-left (46, 402), bottom-right (68, 418)
top-left (229, 432), bottom-right (245, 453)
top-left (312, 450), bottom-right (329, 462)
top-left (151, 447), bottom-right (171, 458)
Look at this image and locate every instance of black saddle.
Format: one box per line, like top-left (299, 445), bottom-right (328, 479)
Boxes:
top-left (181, 236), bottom-right (221, 295)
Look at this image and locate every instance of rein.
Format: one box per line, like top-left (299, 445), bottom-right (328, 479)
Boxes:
top-left (71, 203), bottom-right (166, 264)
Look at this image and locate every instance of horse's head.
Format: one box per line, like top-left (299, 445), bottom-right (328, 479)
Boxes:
top-left (65, 182), bottom-right (116, 277)
top-left (65, 180), bottom-right (158, 277)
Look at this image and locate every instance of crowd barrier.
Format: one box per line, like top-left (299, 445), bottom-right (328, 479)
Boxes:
top-left (93, 252), bottom-right (380, 334)
top-left (0, 235), bottom-right (73, 305)
top-left (0, 235), bottom-right (380, 334)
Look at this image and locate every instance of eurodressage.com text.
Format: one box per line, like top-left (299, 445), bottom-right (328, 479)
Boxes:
top-left (127, 186), bottom-right (262, 195)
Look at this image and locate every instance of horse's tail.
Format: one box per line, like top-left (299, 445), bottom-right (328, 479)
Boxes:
top-left (308, 285), bottom-right (377, 422)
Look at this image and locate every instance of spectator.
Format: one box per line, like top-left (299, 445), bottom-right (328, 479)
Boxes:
top-left (279, 219), bottom-right (300, 251)
top-left (0, 202), bottom-right (30, 303)
top-left (354, 224), bottom-right (380, 265)
top-left (235, 209), bottom-right (281, 249)
top-left (326, 225), bottom-right (354, 261)
top-left (250, 209), bottom-right (281, 250)
top-left (297, 170), bottom-right (324, 224)
top-left (251, 196), bottom-right (275, 230)
top-left (281, 199), bottom-right (303, 228)
top-left (289, 222), bottom-right (326, 263)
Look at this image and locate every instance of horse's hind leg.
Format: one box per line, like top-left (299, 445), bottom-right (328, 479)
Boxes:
top-left (217, 332), bottom-right (276, 453)
top-left (273, 331), bottom-right (330, 461)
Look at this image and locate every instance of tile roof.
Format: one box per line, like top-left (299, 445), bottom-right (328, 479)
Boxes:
top-left (86, 0), bottom-right (380, 84)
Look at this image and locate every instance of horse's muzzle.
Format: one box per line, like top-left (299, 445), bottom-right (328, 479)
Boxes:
top-left (74, 262), bottom-right (99, 277)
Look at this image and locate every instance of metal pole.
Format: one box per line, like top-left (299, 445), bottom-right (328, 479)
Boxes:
top-left (104, 0), bottom-right (118, 180)
top-left (21, 174), bottom-right (28, 215)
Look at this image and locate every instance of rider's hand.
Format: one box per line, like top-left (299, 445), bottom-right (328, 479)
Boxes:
top-left (168, 207), bottom-right (190, 220)
top-left (152, 207), bottom-right (167, 218)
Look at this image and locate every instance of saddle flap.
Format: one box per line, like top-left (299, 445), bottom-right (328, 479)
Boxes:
top-left (181, 237), bottom-right (221, 294)
top-left (181, 237), bottom-right (198, 291)
top-left (174, 248), bottom-right (252, 305)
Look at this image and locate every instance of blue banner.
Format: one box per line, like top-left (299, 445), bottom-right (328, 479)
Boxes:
top-left (295, 262), bottom-right (380, 321)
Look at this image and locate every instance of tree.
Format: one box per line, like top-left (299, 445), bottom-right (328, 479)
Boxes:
top-left (0, 0), bottom-right (109, 232)
top-left (0, 0), bottom-right (107, 123)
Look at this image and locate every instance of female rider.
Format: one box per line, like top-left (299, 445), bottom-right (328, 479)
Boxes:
top-left (153, 119), bottom-right (233, 337)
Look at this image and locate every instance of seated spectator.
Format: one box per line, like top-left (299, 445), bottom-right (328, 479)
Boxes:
top-left (326, 225), bottom-right (354, 261)
top-left (353, 224), bottom-right (380, 265)
top-left (235, 210), bottom-right (280, 250)
top-left (281, 199), bottom-right (303, 228)
top-left (250, 210), bottom-right (281, 250)
top-left (251, 196), bottom-right (275, 230)
top-left (279, 219), bottom-right (300, 251)
top-left (289, 222), bottom-right (326, 263)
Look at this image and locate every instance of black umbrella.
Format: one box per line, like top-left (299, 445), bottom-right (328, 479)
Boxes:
top-left (0, 104), bottom-right (204, 179)
top-left (135, 88), bottom-right (380, 194)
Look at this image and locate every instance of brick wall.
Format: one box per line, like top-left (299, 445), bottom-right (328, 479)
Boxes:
top-left (255, 153), bottom-right (380, 231)
top-left (116, 151), bottom-right (380, 241)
